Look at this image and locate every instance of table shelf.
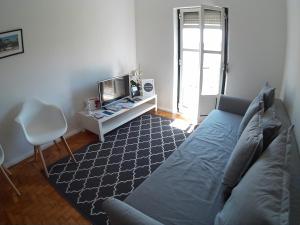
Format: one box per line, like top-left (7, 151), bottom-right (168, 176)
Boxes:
top-left (78, 95), bottom-right (157, 141)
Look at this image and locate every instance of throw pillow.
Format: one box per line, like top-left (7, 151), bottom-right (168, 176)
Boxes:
top-left (237, 95), bottom-right (263, 138)
top-left (259, 82), bottom-right (275, 110)
top-left (222, 111), bottom-right (263, 199)
top-left (238, 82), bottom-right (275, 137)
top-left (261, 107), bottom-right (282, 150)
top-left (215, 127), bottom-right (293, 225)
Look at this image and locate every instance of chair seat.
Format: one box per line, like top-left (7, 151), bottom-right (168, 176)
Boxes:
top-left (26, 125), bottom-right (66, 146)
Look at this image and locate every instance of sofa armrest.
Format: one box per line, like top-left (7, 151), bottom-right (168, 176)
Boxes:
top-left (102, 198), bottom-right (165, 225)
top-left (218, 95), bottom-right (251, 116)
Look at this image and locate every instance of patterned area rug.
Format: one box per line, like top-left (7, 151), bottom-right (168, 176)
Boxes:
top-left (48, 114), bottom-right (192, 225)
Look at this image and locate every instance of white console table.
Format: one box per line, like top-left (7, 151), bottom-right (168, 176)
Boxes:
top-left (78, 95), bottom-right (157, 142)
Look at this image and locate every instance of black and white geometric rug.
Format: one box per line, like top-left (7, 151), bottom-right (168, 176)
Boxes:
top-left (48, 114), bottom-right (192, 225)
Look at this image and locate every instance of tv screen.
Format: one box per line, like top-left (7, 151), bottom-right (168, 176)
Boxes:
top-left (98, 75), bottom-right (130, 106)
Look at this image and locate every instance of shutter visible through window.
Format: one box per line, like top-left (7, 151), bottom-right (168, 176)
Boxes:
top-left (204, 9), bottom-right (221, 27)
top-left (183, 12), bottom-right (200, 25)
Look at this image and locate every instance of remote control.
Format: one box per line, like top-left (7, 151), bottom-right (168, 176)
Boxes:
top-left (127, 98), bottom-right (135, 103)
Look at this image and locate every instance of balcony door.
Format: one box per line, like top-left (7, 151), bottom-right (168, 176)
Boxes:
top-left (178, 6), bottom-right (226, 123)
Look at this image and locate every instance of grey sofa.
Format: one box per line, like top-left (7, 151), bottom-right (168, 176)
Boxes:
top-left (103, 96), bottom-right (300, 225)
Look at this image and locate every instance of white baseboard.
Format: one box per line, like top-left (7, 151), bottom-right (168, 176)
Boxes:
top-left (157, 106), bottom-right (176, 114)
top-left (5, 150), bottom-right (36, 168)
top-left (5, 128), bottom-right (82, 168)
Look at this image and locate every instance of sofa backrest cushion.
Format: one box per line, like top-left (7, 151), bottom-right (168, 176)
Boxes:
top-left (259, 82), bottom-right (275, 110)
top-left (215, 128), bottom-right (292, 225)
top-left (261, 108), bottom-right (282, 150)
top-left (237, 95), bottom-right (263, 137)
top-left (238, 82), bottom-right (275, 137)
top-left (271, 100), bottom-right (300, 225)
top-left (222, 111), bottom-right (263, 199)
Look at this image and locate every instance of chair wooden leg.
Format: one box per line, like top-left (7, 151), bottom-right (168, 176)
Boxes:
top-left (34, 147), bottom-right (38, 162)
top-left (60, 136), bottom-right (77, 163)
top-left (3, 166), bottom-right (12, 176)
top-left (53, 140), bottom-right (61, 153)
top-left (36, 146), bottom-right (49, 178)
top-left (0, 166), bottom-right (21, 196)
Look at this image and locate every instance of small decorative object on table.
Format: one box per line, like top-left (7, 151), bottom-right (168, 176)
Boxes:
top-left (85, 97), bottom-right (99, 115)
top-left (0, 29), bottom-right (24, 59)
top-left (130, 80), bottom-right (140, 97)
top-left (142, 79), bottom-right (155, 97)
top-left (130, 65), bottom-right (143, 97)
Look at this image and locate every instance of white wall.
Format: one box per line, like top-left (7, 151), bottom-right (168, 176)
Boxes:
top-left (135, 0), bottom-right (286, 112)
top-left (0, 0), bottom-right (136, 166)
top-left (281, 0), bottom-right (300, 144)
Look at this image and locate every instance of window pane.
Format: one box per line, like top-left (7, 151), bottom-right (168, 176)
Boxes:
top-left (183, 11), bottom-right (200, 26)
top-left (181, 51), bottom-right (200, 108)
top-left (203, 28), bottom-right (222, 51)
top-left (204, 9), bottom-right (221, 27)
top-left (201, 53), bottom-right (221, 95)
top-left (183, 28), bottom-right (200, 50)
top-left (182, 51), bottom-right (200, 83)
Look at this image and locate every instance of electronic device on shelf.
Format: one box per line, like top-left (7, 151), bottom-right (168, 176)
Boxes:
top-left (102, 110), bottom-right (114, 116)
top-left (126, 98), bottom-right (135, 103)
top-left (97, 75), bottom-right (130, 107)
top-left (133, 97), bottom-right (142, 101)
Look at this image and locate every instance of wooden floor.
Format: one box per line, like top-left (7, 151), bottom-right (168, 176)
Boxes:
top-left (0, 110), bottom-right (182, 225)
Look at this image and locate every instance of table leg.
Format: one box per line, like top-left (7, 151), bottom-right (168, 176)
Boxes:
top-left (98, 122), bottom-right (105, 142)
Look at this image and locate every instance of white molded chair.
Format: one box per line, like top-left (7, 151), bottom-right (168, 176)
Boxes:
top-left (15, 98), bottom-right (76, 178)
top-left (0, 144), bottom-right (21, 196)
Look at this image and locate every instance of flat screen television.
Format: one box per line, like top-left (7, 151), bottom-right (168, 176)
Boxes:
top-left (97, 75), bottom-right (130, 106)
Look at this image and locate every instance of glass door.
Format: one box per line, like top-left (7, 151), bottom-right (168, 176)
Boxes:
top-left (178, 8), bottom-right (202, 123)
top-left (177, 6), bottom-right (225, 123)
top-left (198, 6), bottom-right (225, 117)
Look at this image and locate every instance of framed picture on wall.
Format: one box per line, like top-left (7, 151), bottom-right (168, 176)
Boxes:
top-left (0, 29), bottom-right (24, 59)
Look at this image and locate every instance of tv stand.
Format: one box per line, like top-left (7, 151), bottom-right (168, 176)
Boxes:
top-left (78, 95), bottom-right (157, 142)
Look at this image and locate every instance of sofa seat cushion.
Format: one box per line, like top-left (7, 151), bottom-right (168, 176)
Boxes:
top-left (124, 110), bottom-right (242, 225)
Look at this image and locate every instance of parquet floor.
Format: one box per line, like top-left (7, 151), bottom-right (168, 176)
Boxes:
top-left (0, 110), bottom-right (183, 225)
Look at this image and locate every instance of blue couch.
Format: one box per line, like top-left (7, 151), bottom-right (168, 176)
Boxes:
top-left (103, 96), bottom-right (300, 225)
